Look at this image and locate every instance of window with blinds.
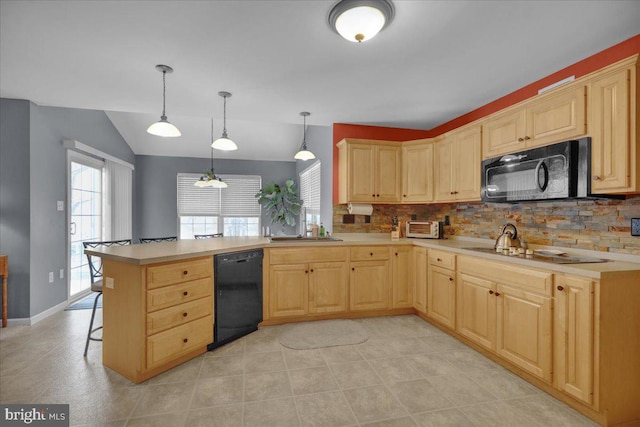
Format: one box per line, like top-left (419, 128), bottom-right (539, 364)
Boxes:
top-left (299, 161), bottom-right (321, 225)
top-left (177, 173), bottom-right (261, 238)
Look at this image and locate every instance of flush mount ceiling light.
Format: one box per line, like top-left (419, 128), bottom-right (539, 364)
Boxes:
top-left (195, 119), bottom-right (228, 188)
top-left (211, 91), bottom-right (238, 151)
top-left (147, 65), bottom-right (181, 137)
top-left (294, 112), bottom-right (316, 161)
top-left (328, 0), bottom-right (394, 43)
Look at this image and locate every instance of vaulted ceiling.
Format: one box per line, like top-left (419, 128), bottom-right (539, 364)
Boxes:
top-left (1, 1), bottom-right (638, 161)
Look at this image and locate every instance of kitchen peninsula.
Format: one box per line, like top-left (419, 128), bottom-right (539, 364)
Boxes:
top-left (87, 234), bottom-right (640, 426)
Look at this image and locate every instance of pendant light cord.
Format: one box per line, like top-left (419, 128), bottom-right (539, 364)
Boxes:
top-left (222, 95), bottom-right (228, 137)
top-left (162, 70), bottom-right (167, 117)
top-left (302, 114), bottom-right (307, 150)
top-left (210, 119), bottom-right (214, 172)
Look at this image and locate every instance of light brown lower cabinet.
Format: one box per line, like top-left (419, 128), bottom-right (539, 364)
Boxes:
top-left (350, 260), bottom-right (390, 311)
top-left (413, 247), bottom-right (427, 313)
top-left (391, 246), bottom-right (413, 308)
top-left (427, 250), bottom-right (456, 329)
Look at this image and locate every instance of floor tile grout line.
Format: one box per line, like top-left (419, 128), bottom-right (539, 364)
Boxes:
top-left (318, 344), bottom-right (361, 426)
top-left (280, 343), bottom-right (303, 426)
top-left (182, 354), bottom-right (206, 425)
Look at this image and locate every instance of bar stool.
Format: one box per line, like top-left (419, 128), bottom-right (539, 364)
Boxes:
top-left (81, 239), bottom-right (131, 356)
top-left (194, 233), bottom-right (223, 239)
top-left (139, 236), bottom-right (177, 243)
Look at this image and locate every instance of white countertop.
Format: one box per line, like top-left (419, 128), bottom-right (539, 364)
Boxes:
top-left (85, 233), bottom-right (640, 279)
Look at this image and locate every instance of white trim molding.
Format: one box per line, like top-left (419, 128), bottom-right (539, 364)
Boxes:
top-left (63, 139), bottom-right (134, 170)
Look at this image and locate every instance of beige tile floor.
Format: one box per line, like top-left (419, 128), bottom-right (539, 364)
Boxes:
top-left (0, 309), bottom-right (598, 427)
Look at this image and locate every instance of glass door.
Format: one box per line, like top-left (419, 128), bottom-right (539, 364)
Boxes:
top-left (68, 153), bottom-right (104, 298)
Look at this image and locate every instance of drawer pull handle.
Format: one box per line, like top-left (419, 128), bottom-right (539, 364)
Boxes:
top-left (524, 136), bottom-right (530, 141)
top-left (518, 137), bottom-right (524, 142)
top-left (449, 277), bottom-right (454, 282)
top-left (495, 292), bottom-right (501, 297)
top-left (395, 252), bottom-right (398, 256)
top-left (183, 338), bottom-right (188, 343)
top-left (183, 270), bottom-right (188, 275)
top-left (437, 258), bottom-right (442, 262)
top-left (183, 312), bottom-right (188, 317)
top-left (489, 290), bottom-right (494, 295)
top-left (593, 175), bottom-right (600, 181)
top-left (557, 285), bottom-right (564, 291)
top-left (370, 252), bottom-right (373, 256)
top-left (352, 267), bottom-right (355, 271)
top-left (183, 291), bottom-right (188, 296)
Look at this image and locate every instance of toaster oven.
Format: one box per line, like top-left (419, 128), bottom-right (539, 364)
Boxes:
top-left (406, 221), bottom-right (443, 239)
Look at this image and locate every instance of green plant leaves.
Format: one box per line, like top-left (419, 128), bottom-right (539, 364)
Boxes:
top-left (255, 179), bottom-right (303, 227)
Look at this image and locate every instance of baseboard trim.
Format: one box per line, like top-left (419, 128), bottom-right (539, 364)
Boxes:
top-left (6, 300), bottom-right (68, 326)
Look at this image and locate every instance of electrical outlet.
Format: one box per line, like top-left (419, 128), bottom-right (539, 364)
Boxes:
top-left (59, 269), bottom-right (64, 279)
top-left (106, 277), bottom-right (115, 289)
top-left (48, 272), bottom-right (54, 283)
top-left (56, 201), bottom-right (64, 211)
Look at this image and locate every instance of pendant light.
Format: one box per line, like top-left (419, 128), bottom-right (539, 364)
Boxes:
top-left (147, 65), bottom-right (181, 137)
top-left (294, 112), bottom-right (315, 161)
top-left (211, 91), bottom-right (238, 151)
top-left (328, 0), bottom-right (394, 43)
top-left (195, 119), bottom-right (228, 188)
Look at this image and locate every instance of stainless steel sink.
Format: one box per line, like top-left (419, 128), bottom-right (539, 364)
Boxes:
top-left (463, 247), bottom-right (608, 264)
top-left (268, 236), bottom-right (343, 242)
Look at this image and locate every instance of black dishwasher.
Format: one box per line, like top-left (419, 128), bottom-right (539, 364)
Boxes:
top-left (208, 249), bottom-right (263, 350)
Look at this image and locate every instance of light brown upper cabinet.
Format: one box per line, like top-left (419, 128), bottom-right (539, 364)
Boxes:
top-left (434, 125), bottom-right (482, 202)
top-left (337, 139), bottom-right (402, 203)
top-left (482, 85), bottom-right (587, 159)
top-left (589, 55), bottom-right (639, 194)
top-left (401, 140), bottom-right (434, 203)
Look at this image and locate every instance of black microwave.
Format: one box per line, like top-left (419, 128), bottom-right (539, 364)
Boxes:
top-left (481, 138), bottom-right (594, 203)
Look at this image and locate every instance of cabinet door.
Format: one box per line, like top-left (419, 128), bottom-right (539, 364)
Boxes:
top-left (348, 144), bottom-right (376, 202)
top-left (482, 109), bottom-right (527, 158)
top-left (434, 136), bottom-right (455, 201)
top-left (555, 275), bottom-right (594, 405)
top-left (456, 273), bottom-right (496, 350)
top-left (496, 284), bottom-right (552, 382)
top-left (590, 68), bottom-right (633, 192)
top-left (269, 264), bottom-right (308, 318)
top-left (391, 246), bottom-right (413, 308)
top-left (453, 126), bottom-right (482, 201)
top-left (402, 143), bottom-right (433, 203)
top-left (428, 265), bottom-right (456, 330)
top-left (526, 86), bottom-right (587, 148)
top-left (350, 261), bottom-right (390, 311)
top-left (376, 145), bottom-right (402, 202)
top-left (413, 247), bottom-right (427, 314)
top-left (308, 262), bottom-right (348, 314)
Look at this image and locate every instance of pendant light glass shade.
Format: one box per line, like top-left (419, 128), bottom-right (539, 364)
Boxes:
top-left (328, 0), bottom-right (394, 43)
top-left (294, 112), bottom-right (315, 161)
top-left (212, 91), bottom-right (238, 151)
top-left (147, 65), bottom-right (181, 137)
top-left (195, 119), bottom-right (228, 188)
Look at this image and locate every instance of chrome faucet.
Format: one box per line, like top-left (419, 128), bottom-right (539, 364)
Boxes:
top-left (300, 207), bottom-right (307, 237)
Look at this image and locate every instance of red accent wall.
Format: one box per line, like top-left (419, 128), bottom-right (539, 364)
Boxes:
top-left (332, 34), bottom-right (640, 203)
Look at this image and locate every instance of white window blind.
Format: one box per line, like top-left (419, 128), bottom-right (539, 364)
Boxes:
top-left (177, 173), bottom-right (221, 216)
top-left (220, 175), bottom-right (262, 216)
top-left (299, 161), bottom-right (321, 216)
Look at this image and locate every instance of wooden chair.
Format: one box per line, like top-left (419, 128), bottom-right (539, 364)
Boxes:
top-left (194, 233), bottom-right (224, 239)
top-left (139, 236), bottom-right (177, 244)
top-left (81, 239), bottom-right (131, 356)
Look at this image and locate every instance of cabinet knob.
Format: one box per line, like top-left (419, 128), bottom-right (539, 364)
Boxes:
top-left (183, 270), bottom-right (188, 275)
top-left (495, 292), bottom-right (501, 297)
top-left (372, 194), bottom-right (376, 197)
top-left (450, 192), bottom-right (454, 195)
top-left (403, 194), bottom-right (407, 197)
top-left (593, 175), bottom-right (600, 181)
top-left (524, 136), bottom-right (530, 141)
top-left (183, 291), bottom-right (188, 296)
top-left (376, 194), bottom-right (380, 197)
top-left (449, 277), bottom-right (454, 282)
top-left (557, 285), bottom-right (564, 291)
top-left (183, 312), bottom-right (188, 317)
top-left (310, 269), bottom-right (314, 272)
top-left (395, 252), bottom-right (398, 256)
top-left (453, 191), bottom-right (458, 194)
top-left (437, 258), bottom-right (442, 262)
top-left (370, 252), bottom-right (373, 256)
top-left (489, 290), bottom-right (494, 295)
top-left (352, 267), bottom-right (355, 271)
top-left (305, 270), bottom-right (308, 274)
top-left (518, 137), bottom-right (524, 142)
top-left (183, 338), bottom-right (188, 343)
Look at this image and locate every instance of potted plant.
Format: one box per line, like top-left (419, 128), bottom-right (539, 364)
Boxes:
top-left (255, 180), bottom-right (303, 231)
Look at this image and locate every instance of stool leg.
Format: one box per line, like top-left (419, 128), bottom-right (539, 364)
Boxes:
top-left (84, 292), bottom-right (102, 357)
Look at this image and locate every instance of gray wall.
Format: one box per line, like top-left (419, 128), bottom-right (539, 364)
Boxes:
top-left (0, 99), bottom-right (31, 318)
top-left (295, 125), bottom-right (333, 233)
top-left (135, 155), bottom-right (298, 238)
top-left (0, 98), bottom-right (135, 318)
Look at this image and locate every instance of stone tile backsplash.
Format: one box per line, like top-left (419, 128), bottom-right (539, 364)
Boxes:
top-left (333, 195), bottom-right (640, 254)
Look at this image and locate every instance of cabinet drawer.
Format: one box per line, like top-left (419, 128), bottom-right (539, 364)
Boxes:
top-left (429, 250), bottom-right (456, 270)
top-left (146, 257), bottom-right (212, 290)
top-left (147, 278), bottom-right (212, 313)
top-left (458, 256), bottom-right (552, 296)
top-left (146, 316), bottom-right (212, 370)
top-left (269, 247), bottom-right (348, 265)
top-left (146, 296), bottom-right (213, 336)
top-left (350, 246), bottom-right (390, 261)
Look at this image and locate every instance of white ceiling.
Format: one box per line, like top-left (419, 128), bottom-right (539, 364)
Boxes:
top-left (1, 1), bottom-right (639, 161)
